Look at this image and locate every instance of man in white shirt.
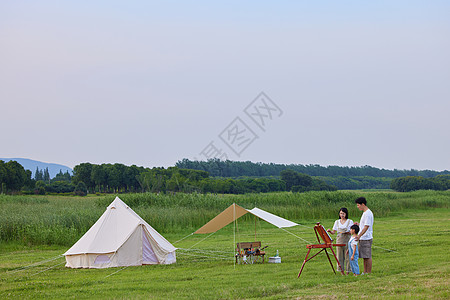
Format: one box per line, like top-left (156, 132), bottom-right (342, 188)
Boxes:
top-left (354, 197), bottom-right (374, 274)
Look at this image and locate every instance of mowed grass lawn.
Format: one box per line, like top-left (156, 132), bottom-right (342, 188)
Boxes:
top-left (0, 206), bottom-right (449, 299)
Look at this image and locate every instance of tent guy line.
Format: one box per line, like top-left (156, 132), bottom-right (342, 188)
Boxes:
top-left (104, 258), bottom-right (142, 278)
top-left (178, 248), bottom-right (233, 255)
top-left (6, 255), bottom-right (64, 274)
top-left (28, 261), bottom-right (66, 277)
top-left (178, 248), bottom-right (232, 257)
top-left (177, 250), bottom-right (230, 261)
top-left (172, 232), bottom-right (194, 244)
top-left (295, 223), bottom-right (316, 229)
top-left (280, 228), bottom-right (312, 244)
top-left (187, 232), bottom-right (216, 249)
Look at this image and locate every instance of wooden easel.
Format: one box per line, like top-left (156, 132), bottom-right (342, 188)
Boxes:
top-left (297, 222), bottom-right (346, 277)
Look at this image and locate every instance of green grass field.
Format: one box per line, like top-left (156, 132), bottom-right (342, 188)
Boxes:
top-left (0, 191), bottom-right (449, 299)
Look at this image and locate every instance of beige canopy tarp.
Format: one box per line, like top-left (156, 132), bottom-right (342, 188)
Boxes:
top-left (194, 203), bottom-right (298, 234)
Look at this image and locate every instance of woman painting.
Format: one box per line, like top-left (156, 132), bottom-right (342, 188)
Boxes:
top-left (327, 207), bottom-right (354, 274)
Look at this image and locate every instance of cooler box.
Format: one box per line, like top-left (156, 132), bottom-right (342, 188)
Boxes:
top-left (268, 256), bottom-right (281, 263)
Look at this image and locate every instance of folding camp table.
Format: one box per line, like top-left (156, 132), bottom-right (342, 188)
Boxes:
top-left (235, 241), bottom-right (266, 264)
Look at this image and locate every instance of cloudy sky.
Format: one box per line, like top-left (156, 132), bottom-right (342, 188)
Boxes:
top-left (1, 1), bottom-right (449, 171)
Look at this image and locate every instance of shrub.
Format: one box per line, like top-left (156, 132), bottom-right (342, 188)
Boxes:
top-left (73, 182), bottom-right (87, 196)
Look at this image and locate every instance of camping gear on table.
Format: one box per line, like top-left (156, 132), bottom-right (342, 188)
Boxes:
top-left (64, 197), bottom-right (176, 268)
top-left (194, 203), bottom-right (298, 264)
top-left (235, 242), bottom-right (268, 264)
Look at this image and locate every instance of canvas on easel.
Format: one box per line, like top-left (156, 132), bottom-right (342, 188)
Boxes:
top-left (297, 222), bottom-right (346, 277)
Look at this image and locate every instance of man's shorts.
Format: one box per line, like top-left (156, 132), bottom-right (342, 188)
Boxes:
top-left (359, 239), bottom-right (373, 258)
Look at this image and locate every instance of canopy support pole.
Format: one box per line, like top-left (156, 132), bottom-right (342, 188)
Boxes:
top-left (233, 203), bottom-right (236, 269)
top-left (254, 215), bottom-right (257, 242)
top-left (235, 204), bottom-right (240, 240)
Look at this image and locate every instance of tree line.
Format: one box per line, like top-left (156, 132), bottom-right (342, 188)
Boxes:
top-left (317, 176), bottom-right (392, 190)
top-left (390, 175), bottom-right (450, 192)
top-left (3, 159), bottom-right (449, 195)
top-left (71, 163), bottom-right (336, 194)
top-left (72, 163), bottom-right (145, 194)
top-left (176, 158), bottom-right (450, 178)
top-left (0, 160), bottom-right (34, 193)
top-left (0, 161), bottom-right (78, 195)
top-left (34, 167), bottom-right (71, 183)
top-left (34, 168), bottom-right (75, 194)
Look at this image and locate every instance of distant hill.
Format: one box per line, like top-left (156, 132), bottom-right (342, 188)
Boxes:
top-left (0, 158), bottom-right (73, 178)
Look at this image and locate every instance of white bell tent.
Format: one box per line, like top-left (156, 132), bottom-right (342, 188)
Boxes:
top-left (64, 197), bottom-right (176, 268)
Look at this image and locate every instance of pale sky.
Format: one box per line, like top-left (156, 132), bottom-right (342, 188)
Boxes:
top-left (1, 1), bottom-right (449, 171)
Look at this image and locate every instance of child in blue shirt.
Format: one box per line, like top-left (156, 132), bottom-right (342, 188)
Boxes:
top-left (346, 224), bottom-right (360, 276)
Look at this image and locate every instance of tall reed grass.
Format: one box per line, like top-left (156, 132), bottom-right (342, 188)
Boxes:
top-left (0, 190), bottom-right (448, 246)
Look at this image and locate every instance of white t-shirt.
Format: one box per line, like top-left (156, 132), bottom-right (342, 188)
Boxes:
top-left (359, 209), bottom-right (374, 240)
top-left (332, 219), bottom-right (354, 233)
top-left (349, 236), bottom-right (358, 248)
